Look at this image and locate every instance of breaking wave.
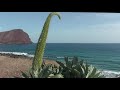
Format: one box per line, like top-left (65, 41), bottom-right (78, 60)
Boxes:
top-left (100, 70), bottom-right (120, 78)
top-left (0, 51), bottom-right (34, 57)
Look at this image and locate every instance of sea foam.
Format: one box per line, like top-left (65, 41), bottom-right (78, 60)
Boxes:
top-left (0, 51), bottom-right (34, 57)
top-left (100, 70), bottom-right (120, 78)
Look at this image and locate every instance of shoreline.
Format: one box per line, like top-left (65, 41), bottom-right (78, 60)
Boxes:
top-left (0, 53), bottom-right (33, 60)
top-left (0, 52), bottom-right (120, 78)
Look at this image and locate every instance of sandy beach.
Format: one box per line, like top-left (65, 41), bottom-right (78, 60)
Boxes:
top-left (0, 54), bottom-right (59, 78)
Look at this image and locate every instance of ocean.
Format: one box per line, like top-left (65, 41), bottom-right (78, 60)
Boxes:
top-left (1, 43), bottom-right (120, 77)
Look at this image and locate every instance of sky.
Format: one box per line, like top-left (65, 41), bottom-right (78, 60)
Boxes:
top-left (0, 12), bottom-right (120, 43)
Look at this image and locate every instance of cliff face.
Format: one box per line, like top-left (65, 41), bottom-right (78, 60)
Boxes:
top-left (0, 29), bottom-right (32, 44)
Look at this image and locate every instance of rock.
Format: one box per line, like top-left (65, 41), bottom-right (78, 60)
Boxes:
top-left (0, 29), bottom-right (32, 44)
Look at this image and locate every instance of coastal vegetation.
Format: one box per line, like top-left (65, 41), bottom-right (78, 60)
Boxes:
top-left (56, 56), bottom-right (104, 78)
top-left (21, 12), bottom-right (103, 78)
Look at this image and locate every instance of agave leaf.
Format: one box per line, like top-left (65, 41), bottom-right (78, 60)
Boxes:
top-left (72, 56), bottom-right (78, 66)
top-left (29, 72), bottom-right (34, 78)
top-left (62, 69), bottom-right (71, 78)
top-left (32, 12), bottom-right (61, 75)
top-left (74, 63), bottom-right (80, 70)
top-left (39, 65), bottom-right (53, 78)
top-left (86, 72), bottom-right (90, 78)
top-left (49, 74), bottom-right (64, 78)
top-left (98, 75), bottom-right (105, 78)
top-left (53, 65), bottom-right (58, 69)
top-left (81, 63), bottom-right (86, 72)
top-left (81, 66), bottom-right (87, 78)
top-left (58, 66), bottom-right (63, 74)
top-left (42, 60), bottom-right (47, 67)
top-left (79, 60), bottom-right (84, 66)
top-left (38, 66), bottom-right (46, 78)
top-left (65, 58), bottom-right (72, 68)
top-left (74, 64), bottom-right (84, 78)
top-left (64, 57), bottom-right (69, 66)
top-left (74, 64), bottom-right (84, 77)
top-left (87, 66), bottom-right (97, 78)
top-left (79, 64), bottom-right (86, 78)
top-left (56, 61), bottom-right (65, 68)
top-left (68, 61), bottom-right (72, 68)
top-left (86, 65), bottom-right (93, 78)
top-left (84, 62), bottom-right (89, 76)
top-left (28, 69), bottom-right (36, 78)
top-left (21, 71), bottom-right (30, 78)
top-left (56, 68), bottom-right (59, 74)
top-left (93, 72), bottom-right (102, 78)
top-left (38, 71), bottom-right (43, 78)
top-left (81, 65), bottom-right (85, 78)
top-left (71, 69), bottom-right (80, 78)
top-left (48, 74), bottom-right (55, 78)
top-left (97, 71), bottom-right (105, 78)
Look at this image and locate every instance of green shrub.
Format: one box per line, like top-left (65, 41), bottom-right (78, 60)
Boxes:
top-left (56, 56), bottom-right (104, 78)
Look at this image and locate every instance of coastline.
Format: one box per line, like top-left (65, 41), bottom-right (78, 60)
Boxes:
top-left (0, 53), bottom-right (59, 78)
top-left (0, 52), bottom-right (120, 78)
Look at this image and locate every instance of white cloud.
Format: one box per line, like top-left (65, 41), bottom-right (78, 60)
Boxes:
top-left (94, 13), bottom-right (120, 18)
top-left (87, 22), bottom-right (120, 31)
top-left (74, 13), bottom-right (120, 20)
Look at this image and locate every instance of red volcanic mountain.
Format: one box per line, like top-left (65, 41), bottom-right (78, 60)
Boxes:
top-left (0, 29), bottom-right (32, 44)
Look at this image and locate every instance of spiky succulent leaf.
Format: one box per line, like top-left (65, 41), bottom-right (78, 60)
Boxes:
top-left (93, 72), bottom-right (102, 78)
top-left (72, 57), bottom-right (78, 68)
top-left (48, 74), bottom-right (64, 78)
top-left (90, 68), bottom-right (98, 78)
top-left (67, 61), bottom-right (72, 68)
top-left (61, 56), bottom-right (103, 78)
top-left (85, 62), bottom-right (89, 76)
top-left (38, 65), bottom-right (53, 78)
top-left (64, 57), bottom-right (69, 66)
top-left (29, 71), bottom-right (35, 78)
top-left (87, 66), bottom-right (96, 78)
top-left (71, 69), bottom-right (80, 78)
top-left (79, 59), bottom-right (84, 66)
top-left (56, 61), bottom-right (65, 68)
top-left (58, 66), bottom-right (63, 74)
top-left (21, 71), bottom-right (30, 78)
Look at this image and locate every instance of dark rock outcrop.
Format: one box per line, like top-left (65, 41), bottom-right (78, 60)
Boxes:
top-left (0, 29), bottom-right (32, 44)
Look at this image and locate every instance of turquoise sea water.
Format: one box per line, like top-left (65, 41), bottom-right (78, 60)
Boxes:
top-left (1, 43), bottom-right (120, 77)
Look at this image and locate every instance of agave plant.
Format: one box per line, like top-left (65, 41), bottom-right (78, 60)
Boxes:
top-left (56, 56), bottom-right (104, 78)
top-left (21, 12), bottom-right (103, 78)
top-left (21, 62), bottom-right (63, 78)
top-left (21, 12), bottom-right (61, 78)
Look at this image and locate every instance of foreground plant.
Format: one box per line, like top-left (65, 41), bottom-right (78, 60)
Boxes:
top-left (56, 56), bottom-right (104, 78)
top-left (21, 12), bottom-right (103, 78)
top-left (21, 62), bottom-right (63, 78)
top-left (21, 12), bottom-right (61, 78)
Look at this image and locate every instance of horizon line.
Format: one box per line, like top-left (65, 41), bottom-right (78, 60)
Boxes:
top-left (32, 42), bottom-right (120, 44)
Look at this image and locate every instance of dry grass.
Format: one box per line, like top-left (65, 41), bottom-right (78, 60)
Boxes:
top-left (0, 56), bottom-right (59, 78)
